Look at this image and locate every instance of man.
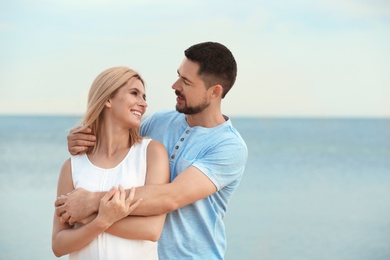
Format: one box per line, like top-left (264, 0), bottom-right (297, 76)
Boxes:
top-left (56, 42), bottom-right (248, 259)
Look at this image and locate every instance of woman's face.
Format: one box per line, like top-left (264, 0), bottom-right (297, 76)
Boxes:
top-left (107, 78), bottom-right (147, 129)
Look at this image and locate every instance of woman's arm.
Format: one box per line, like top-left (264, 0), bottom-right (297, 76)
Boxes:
top-left (104, 140), bottom-right (170, 241)
top-left (52, 159), bottom-right (142, 257)
top-left (52, 159), bottom-right (106, 257)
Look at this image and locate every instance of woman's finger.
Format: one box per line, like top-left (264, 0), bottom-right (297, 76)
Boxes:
top-left (125, 187), bottom-right (136, 205)
top-left (128, 198), bottom-right (143, 213)
top-left (101, 186), bottom-right (116, 204)
top-left (118, 184), bottom-right (126, 202)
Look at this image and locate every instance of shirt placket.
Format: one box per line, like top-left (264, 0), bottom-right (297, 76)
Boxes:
top-left (170, 127), bottom-right (191, 161)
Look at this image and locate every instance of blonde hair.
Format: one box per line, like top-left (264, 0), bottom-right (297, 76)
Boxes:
top-left (82, 66), bottom-right (145, 154)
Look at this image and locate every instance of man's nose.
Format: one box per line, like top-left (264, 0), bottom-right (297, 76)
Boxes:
top-left (172, 78), bottom-right (181, 90)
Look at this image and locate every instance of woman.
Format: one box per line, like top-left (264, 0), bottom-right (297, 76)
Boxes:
top-left (52, 66), bottom-right (169, 259)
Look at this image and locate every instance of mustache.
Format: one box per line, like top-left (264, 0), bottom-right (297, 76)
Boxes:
top-left (175, 90), bottom-right (185, 99)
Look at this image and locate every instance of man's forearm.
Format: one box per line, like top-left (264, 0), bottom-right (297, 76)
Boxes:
top-left (91, 191), bottom-right (105, 212)
top-left (128, 184), bottom-right (176, 216)
top-left (64, 185), bottom-right (174, 218)
top-left (76, 186), bottom-right (172, 217)
top-left (56, 188), bottom-right (106, 224)
top-left (81, 191), bottom-right (105, 214)
top-left (127, 166), bottom-right (218, 217)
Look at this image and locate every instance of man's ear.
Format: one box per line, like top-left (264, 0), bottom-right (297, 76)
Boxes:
top-left (210, 84), bottom-right (223, 99)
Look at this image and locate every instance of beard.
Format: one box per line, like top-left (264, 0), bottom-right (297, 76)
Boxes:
top-left (175, 91), bottom-right (210, 115)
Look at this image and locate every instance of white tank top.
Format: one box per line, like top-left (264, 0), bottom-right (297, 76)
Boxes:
top-left (69, 138), bottom-right (158, 260)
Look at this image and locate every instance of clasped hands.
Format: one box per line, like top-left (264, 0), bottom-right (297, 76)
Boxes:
top-left (55, 185), bottom-right (142, 226)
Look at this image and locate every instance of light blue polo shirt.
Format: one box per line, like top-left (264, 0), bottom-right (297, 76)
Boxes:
top-left (141, 109), bottom-right (248, 260)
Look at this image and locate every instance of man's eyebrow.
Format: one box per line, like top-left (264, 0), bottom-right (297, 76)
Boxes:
top-left (177, 69), bottom-right (193, 84)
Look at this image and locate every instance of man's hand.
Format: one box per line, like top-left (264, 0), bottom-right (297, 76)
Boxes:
top-left (55, 188), bottom-right (100, 225)
top-left (68, 126), bottom-right (96, 155)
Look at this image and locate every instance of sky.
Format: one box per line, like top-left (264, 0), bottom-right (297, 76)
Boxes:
top-left (0, 0), bottom-right (389, 117)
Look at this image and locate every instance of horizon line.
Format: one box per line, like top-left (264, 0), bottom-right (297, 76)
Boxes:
top-left (0, 113), bottom-right (389, 120)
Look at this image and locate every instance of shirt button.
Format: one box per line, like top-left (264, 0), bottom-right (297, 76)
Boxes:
top-left (175, 146), bottom-right (179, 149)
top-left (171, 154), bottom-right (175, 159)
top-left (185, 130), bottom-right (190, 134)
top-left (180, 138), bottom-right (184, 141)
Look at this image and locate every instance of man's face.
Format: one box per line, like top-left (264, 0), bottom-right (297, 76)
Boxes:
top-left (172, 58), bottom-right (210, 115)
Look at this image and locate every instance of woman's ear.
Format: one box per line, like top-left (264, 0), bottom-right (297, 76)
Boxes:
top-left (105, 99), bottom-right (112, 108)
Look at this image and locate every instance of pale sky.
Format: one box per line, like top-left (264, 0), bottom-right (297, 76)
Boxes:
top-left (1, 0), bottom-right (389, 117)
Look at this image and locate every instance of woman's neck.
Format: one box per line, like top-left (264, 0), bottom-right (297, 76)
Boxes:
top-left (88, 123), bottom-right (131, 168)
top-left (97, 131), bottom-right (130, 156)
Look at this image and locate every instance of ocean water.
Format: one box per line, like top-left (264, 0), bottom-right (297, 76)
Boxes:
top-left (0, 116), bottom-right (389, 260)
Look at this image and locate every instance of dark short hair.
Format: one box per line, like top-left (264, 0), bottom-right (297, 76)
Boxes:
top-left (184, 42), bottom-right (237, 98)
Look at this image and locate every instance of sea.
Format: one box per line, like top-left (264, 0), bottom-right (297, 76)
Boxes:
top-left (0, 115), bottom-right (389, 260)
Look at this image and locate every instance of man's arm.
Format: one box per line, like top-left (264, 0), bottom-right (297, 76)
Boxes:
top-left (56, 140), bottom-right (172, 241)
top-left (56, 165), bottom-right (217, 221)
top-left (104, 140), bottom-right (169, 240)
top-left (55, 188), bottom-right (102, 224)
top-left (129, 165), bottom-right (217, 216)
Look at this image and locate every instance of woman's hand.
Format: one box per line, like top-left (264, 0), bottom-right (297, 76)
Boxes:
top-left (97, 186), bottom-right (143, 227)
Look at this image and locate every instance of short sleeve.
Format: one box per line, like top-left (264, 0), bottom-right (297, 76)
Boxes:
top-left (192, 135), bottom-right (248, 190)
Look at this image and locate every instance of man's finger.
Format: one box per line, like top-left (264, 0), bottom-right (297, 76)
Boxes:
top-left (76, 126), bottom-right (92, 134)
top-left (68, 217), bottom-right (76, 226)
top-left (69, 145), bottom-right (89, 155)
top-left (71, 133), bottom-right (96, 143)
top-left (69, 138), bottom-right (96, 147)
top-left (69, 126), bottom-right (92, 136)
top-left (60, 212), bottom-right (70, 224)
top-left (55, 204), bottom-right (66, 217)
top-left (55, 195), bottom-right (66, 207)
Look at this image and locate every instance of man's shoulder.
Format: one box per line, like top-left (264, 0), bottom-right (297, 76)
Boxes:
top-left (141, 110), bottom-right (182, 136)
top-left (146, 109), bottom-right (178, 121)
top-left (214, 120), bottom-right (246, 144)
top-left (209, 121), bottom-right (248, 156)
